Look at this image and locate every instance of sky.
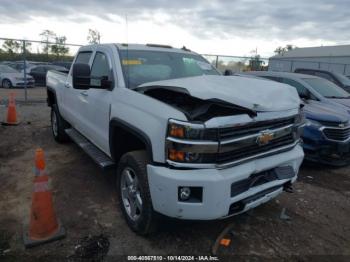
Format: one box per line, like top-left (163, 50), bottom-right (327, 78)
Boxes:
top-left (0, 0), bottom-right (349, 57)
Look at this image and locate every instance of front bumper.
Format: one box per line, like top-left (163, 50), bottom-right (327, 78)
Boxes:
top-left (147, 144), bottom-right (304, 220)
top-left (303, 127), bottom-right (350, 166)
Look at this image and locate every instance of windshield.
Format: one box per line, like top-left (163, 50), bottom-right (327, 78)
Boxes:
top-left (119, 50), bottom-right (219, 89)
top-left (332, 72), bottom-right (350, 86)
top-left (303, 77), bottom-right (350, 98)
top-left (0, 65), bottom-right (19, 73)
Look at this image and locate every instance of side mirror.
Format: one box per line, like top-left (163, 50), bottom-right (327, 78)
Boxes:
top-left (300, 90), bottom-right (311, 100)
top-left (72, 63), bottom-right (91, 90)
top-left (224, 69), bottom-right (233, 76)
top-left (100, 76), bottom-right (112, 89)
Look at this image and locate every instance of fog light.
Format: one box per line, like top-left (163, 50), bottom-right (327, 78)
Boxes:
top-left (179, 187), bottom-right (191, 201)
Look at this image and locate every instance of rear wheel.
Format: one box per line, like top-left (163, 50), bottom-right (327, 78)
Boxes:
top-left (51, 104), bottom-right (70, 143)
top-left (2, 79), bottom-right (12, 89)
top-left (116, 150), bottom-right (158, 235)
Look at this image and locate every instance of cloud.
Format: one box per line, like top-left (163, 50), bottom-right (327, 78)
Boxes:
top-left (1, 0), bottom-right (350, 43)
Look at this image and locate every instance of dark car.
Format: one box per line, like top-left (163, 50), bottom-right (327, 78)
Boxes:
top-left (29, 65), bottom-right (68, 86)
top-left (294, 68), bottom-right (350, 92)
top-left (240, 71), bottom-right (350, 166)
top-left (52, 61), bottom-right (72, 70)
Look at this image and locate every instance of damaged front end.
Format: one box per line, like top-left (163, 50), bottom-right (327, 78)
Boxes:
top-left (137, 86), bottom-right (257, 122)
top-left (137, 84), bottom-right (304, 169)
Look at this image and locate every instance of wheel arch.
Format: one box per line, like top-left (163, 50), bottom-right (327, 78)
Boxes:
top-left (109, 118), bottom-right (154, 164)
top-left (47, 86), bottom-right (57, 107)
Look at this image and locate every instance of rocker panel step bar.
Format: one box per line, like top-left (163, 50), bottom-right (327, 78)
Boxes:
top-left (65, 128), bottom-right (115, 170)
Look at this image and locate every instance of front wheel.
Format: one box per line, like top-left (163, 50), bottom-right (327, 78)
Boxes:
top-left (116, 150), bottom-right (158, 235)
top-left (2, 79), bottom-right (12, 89)
top-left (51, 104), bottom-right (70, 143)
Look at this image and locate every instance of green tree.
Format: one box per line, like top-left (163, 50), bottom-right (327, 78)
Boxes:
top-left (2, 40), bottom-right (21, 54)
top-left (286, 44), bottom-right (294, 51)
top-left (23, 41), bottom-right (32, 54)
top-left (50, 36), bottom-right (69, 58)
top-left (274, 46), bottom-right (285, 55)
top-left (39, 30), bottom-right (56, 55)
top-left (87, 29), bottom-right (101, 44)
top-left (274, 44), bottom-right (297, 55)
top-left (249, 55), bottom-right (265, 71)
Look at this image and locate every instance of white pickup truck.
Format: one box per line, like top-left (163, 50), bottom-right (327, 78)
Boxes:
top-left (46, 43), bottom-right (304, 235)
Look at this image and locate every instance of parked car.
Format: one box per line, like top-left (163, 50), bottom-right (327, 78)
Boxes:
top-left (294, 68), bottom-right (350, 92)
top-left (46, 43), bottom-right (304, 234)
top-left (29, 65), bottom-right (68, 86)
top-left (242, 71), bottom-right (350, 166)
top-left (0, 65), bottom-right (35, 88)
top-left (11, 61), bottom-right (48, 72)
top-left (52, 61), bottom-right (72, 70)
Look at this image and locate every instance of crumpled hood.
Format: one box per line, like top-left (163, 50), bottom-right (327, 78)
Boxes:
top-left (138, 75), bottom-right (300, 112)
top-left (304, 100), bottom-right (350, 123)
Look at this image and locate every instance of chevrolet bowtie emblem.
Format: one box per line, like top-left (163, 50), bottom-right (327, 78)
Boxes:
top-left (256, 131), bottom-right (274, 146)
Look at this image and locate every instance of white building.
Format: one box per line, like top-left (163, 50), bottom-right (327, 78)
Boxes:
top-left (269, 45), bottom-right (350, 75)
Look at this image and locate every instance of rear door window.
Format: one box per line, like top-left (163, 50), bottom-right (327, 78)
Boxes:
top-left (75, 52), bottom-right (92, 64)
top-left (90, 52), bottom-right (110, 86)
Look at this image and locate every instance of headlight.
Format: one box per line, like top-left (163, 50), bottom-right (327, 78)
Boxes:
top-left (166, 119), bottom-right (218, 164)
top-left (168, 119), bottom-right (211, 140)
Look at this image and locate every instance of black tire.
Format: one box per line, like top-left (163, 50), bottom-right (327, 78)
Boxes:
top-left (2, 79), bottom-right (12, 89)
top-left (116, 150), bottom-right (158, 235)
top-left (51, 104), bottom-right (70, 143)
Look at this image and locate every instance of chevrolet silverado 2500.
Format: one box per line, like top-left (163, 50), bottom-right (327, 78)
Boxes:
top-left (46, 43), bottom-right (305, 235)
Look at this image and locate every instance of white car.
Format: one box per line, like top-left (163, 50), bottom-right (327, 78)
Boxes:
top-left (0, 65), bottom-right (35, 88)
top-left (46, 43), bottom-right (304, 235)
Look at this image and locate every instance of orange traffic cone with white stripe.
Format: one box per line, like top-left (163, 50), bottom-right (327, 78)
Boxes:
top-left (23, 148), bottom-right (65, 248)
top-left (3, 93), bottom-right (19, 125)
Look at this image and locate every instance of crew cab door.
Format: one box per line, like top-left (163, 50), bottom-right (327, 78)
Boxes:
top-left (79, 48), bottom-right (114, 154)
top-left (62, 51), bottom-right (93, 132)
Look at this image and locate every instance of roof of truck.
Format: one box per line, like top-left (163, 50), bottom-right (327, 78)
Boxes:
top-left (79, 43), bottom-right (198, 55)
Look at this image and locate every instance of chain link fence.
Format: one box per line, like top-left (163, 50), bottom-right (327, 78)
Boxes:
top-left (0, 37), bottom-right (81, 102)
top-left (202, 54), bottom-right (269, 74)
top-left (0, 37), bottom-right (268, 102)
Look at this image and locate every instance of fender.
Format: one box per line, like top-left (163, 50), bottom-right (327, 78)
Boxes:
top-left (109, 117), bottom-right (154, 162)
top-left (46, 86), bottom-right (57, 107)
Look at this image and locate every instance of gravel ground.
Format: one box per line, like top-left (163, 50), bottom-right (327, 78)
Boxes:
top-left (0, 101), bottom-right (350, 261)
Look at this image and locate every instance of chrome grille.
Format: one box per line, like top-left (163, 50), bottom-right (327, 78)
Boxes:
top-left (218, 117), bottom-right (295, 140)
top-left (216, 134), bottom-right (295, 164)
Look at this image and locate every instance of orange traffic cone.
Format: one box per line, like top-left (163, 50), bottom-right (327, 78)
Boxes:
top-left (3, 93), bottom-right (19, 125)
top-left (23, 148), bottom-right (65, 248)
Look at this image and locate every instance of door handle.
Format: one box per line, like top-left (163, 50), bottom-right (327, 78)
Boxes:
top-left (80, 91), bottom-right (88, 97)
